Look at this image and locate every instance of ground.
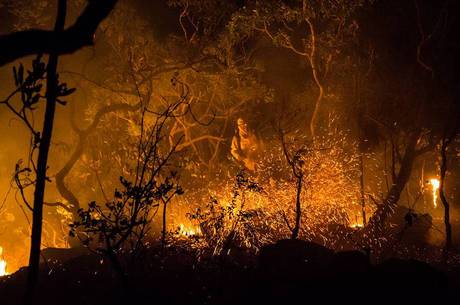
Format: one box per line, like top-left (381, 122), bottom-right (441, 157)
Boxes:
top-left (0, 239), bottom-right (459, 305)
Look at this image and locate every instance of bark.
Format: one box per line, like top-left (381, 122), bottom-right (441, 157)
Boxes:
top-left (106, 249), bottom-right (128, 293)
top-left (103, 241), bottom-right (129, 301)
top-left (161, 199), bottom-right (167, 249)
top-left (366, 131), bottom-right (421, 234)
top-left (279, 131), bottom-right (304, 239)
top-left (23, 1), bottom-right (66, 304)
top-left (0, 0), bottom-right (118, 66)
top-left (305, 17), bottom-right (324, 138)
top-left (439, 136), bottom-right (453, 254)
top-left (360, 154), bottom-right (367, 226)
top-left (291, 175), bottom-right (303, 240)
top-left (55, 101), bottom-right (141, 230)
top-left (55, 135), bottom-right (84, 215)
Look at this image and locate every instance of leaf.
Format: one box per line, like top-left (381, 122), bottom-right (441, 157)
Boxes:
top-left (60, 87), bottom-right (76, 97)
top-left (56, 99), bottom-right (68, 106)
top-left (30, 94), bottom-right (40, 105)
top-left (34, 84), bottom-right (43, 92)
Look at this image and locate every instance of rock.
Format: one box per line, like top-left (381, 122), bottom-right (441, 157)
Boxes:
top-left (331, 250), bottom-right (370, 275)
top-left (259, 239), bottom-right (333, 280)
top-left (372, 258), bottom-right (448, 303)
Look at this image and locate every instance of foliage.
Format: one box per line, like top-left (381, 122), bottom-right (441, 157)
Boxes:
top-left (70, 173), bottom-right (182, 254)
top-left (69, 99), bottom-right (186, 257)
top-left (1, 54), bottom-right (74, 221)
top-left (186, 170), bottom-right (271, 254)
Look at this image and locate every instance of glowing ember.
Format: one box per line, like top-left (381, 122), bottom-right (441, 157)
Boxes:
top-left (0, 247), bottom-right (7, 276)
top-left (178, 224), bottom-right (201, 237)
top-left (430, 178), bottom-right (440, 208)
top-left (350, 222), bottom-right (364, 229)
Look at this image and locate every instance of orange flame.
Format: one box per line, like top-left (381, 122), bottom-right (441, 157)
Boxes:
top-left (0, 247), bottom-right (7, 276)
top-left (178, 223), bottom-right (201, 237)
top-left (430, 178), bottom-right (440, 208)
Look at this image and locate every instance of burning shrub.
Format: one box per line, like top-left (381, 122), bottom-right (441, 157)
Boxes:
top-left (186, 171), bottom-right (273, 255)
top-left (172, 128), bottom-right (370, 253)
top-left (254, 128), bottom-right (366, 248)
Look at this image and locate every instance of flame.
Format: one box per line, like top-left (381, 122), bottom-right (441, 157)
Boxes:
top-left (430, 178), bottom-right (440, 208)
top-left (178, 223), bottom-right (201, 237)
top-left (0, 247), bottom-right (7, 276)
top-left (350, 222), bottom-right (364, 229)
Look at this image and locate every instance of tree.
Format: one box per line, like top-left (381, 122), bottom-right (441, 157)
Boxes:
top-left (1, 0), bottom-right (119, 302)
top-left (55, 100), bottom-right (141, 236)
top-left (358, 0), bottom-right (459, 246)
top-left (70, 100), bottom-right (184, 296)
top-left (365, 129), bottom-right (433, 234)
top-left (0, 1), bottom-right (69, 301)
top-left (279, 129), bottom-right (306, 240)
top-left (41, 0), bottom-right (195, 235)
top-left (51, 1), bottom-right (261, 215)
top-left (231, 0), bottom-right (368, 137)
top-left (24, 1), bottom-right (66, 301)
top-left (1, 14), bottom-right (68, 305)
top-left (439, 112), bottom-right (458, 256)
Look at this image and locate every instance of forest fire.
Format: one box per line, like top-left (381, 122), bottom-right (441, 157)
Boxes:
top-left (0, 0), bottom-right (460, 304)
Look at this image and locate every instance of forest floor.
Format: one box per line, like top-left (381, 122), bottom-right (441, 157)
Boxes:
top-left (1, 239), bottom-right (459, 305)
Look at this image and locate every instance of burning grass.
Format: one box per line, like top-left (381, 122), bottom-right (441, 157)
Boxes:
top-left (167, 131), bottom-right (377, 255)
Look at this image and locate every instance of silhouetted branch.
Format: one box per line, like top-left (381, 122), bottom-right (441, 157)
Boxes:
top-left (0, 0), bottom-right (118, 66)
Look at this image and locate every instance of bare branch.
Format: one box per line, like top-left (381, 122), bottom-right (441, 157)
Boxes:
top-left (0, 0), bottom-right (118, 66)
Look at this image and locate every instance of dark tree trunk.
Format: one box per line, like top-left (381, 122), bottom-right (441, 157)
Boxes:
top-left (161, 199), bottom-right (167, 249)
top-left (291, 175), bottom-right (303, 239)
top-left (360, 154), bottom-right (367, 226)
top-left (366, 131), bottom-right (420, 235)
top-left (439, 137), bottom-right (452, 255)
top-left (55, 135), bottom-right (84, 214)
top-left (23, 2), bottom-right (66, 304)
top-left (106, 249), bottom-right (129, 293)
top-left (56, 102), bottom-right (141, 237)
top-left (55, 136), bottom-right (83, 248)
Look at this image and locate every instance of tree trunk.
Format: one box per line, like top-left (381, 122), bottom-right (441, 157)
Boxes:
top-left (55, 135), bottom-right (84, 214)
top-left (55, 137), bottom-right (83, 248)
top-left (291, 175), bottom-right (303, 239)
top-left (439, 137), bottom-right (452, 255)
top-left (360, 154), bottom-right (367, 226)
top-left (23, 2), bottom-right (66, 304)
top-left (161, 199), bottom-right (167, 249)
top-left (106, 250), bottom-right (129, 294)
top-left (305, 17), bottom-right (324, 139)
top-left (56, 101), bottom-right (141, 237)
top-left (366, 131), bottom-right (420, 235)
